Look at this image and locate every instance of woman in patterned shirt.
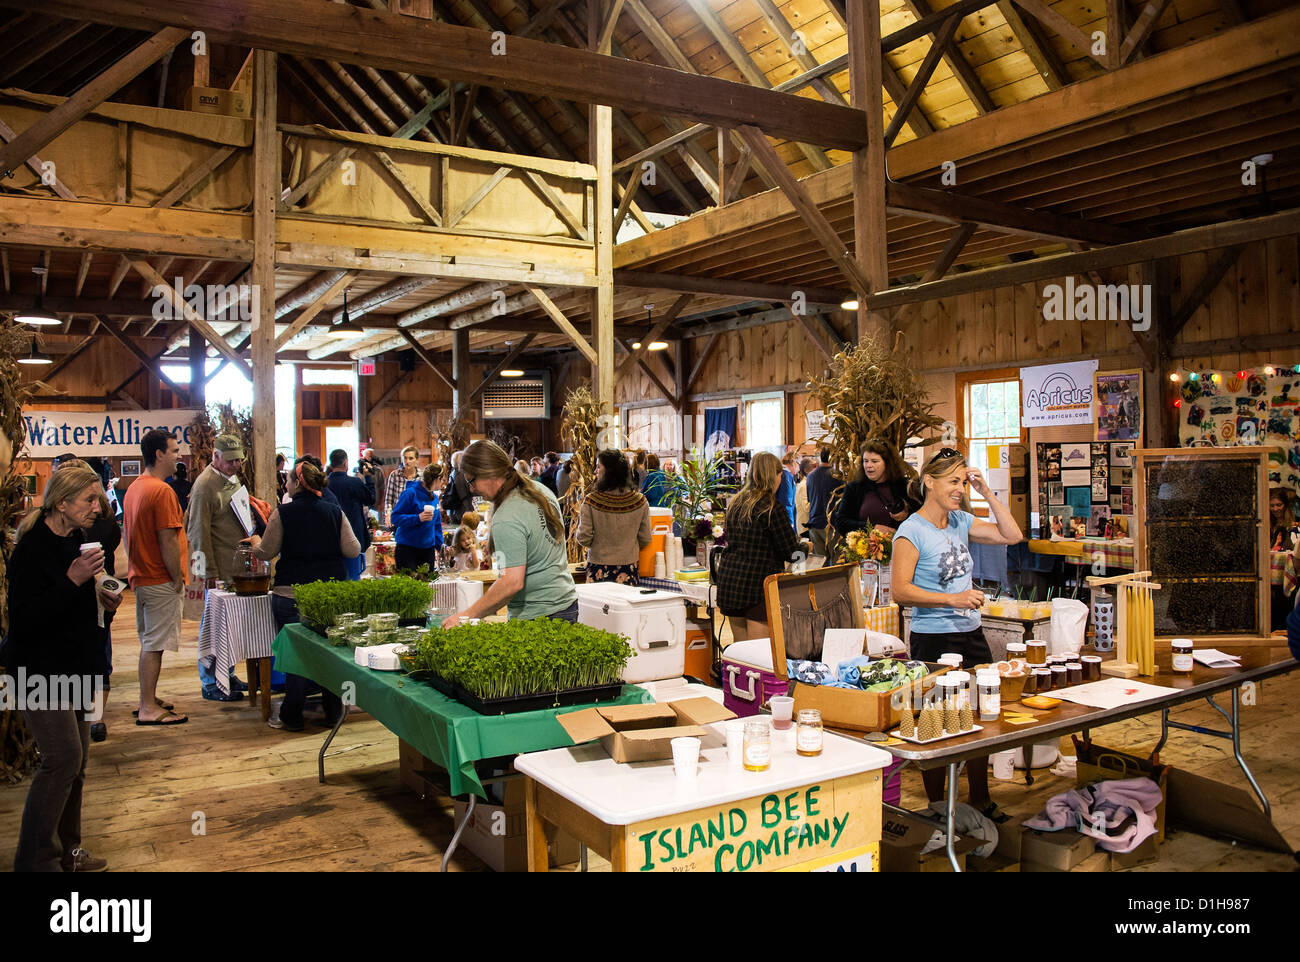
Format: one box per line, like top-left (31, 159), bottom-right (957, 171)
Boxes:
top-left (716, 452), bottom-right (809, 642)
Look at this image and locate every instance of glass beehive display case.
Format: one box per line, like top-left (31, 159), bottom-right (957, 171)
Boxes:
top-left (1133, 447), bottom-right (1271, 643)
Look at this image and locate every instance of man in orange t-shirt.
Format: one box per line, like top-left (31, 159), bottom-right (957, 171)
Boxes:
top-left (123, 429), bottom-right (189, 726)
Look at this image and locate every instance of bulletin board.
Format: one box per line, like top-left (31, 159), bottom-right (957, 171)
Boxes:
top-left (1176, 367), bottom-right (1300, 497)
top-left (1035, 440), bottom-right (1135, 539)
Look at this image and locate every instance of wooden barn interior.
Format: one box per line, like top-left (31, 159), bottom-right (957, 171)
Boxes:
top-left (2, 0), bottom-right (1299, 877)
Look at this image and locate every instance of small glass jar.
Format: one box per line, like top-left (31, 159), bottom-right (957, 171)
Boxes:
top-left (743, 719), bottom-right (771, 771)
top-left (1051, 665), bottom-right (1068, 688)
top-left (938, 653), bottom-right (963, 670)
top-left (1026, 640), bottom-right (1048, 666)
top-left (947, 671), bottom-right (971, 712)
top-left (1081, 655), bottom-right (1103, 681)
top-left (976, 671), bottom-right (1001, 721)
top-left (1171, 638), bottom-right (1194, 674)
top-left (795, 709), bottom-right (823, 757)
top-left (1066, 662), bottom-right (1083, 686)
top-left (1021, 670), bottom-right (1039, 696)
top-left (1006, 642), bottom-right (1027, 662)
top-left (1034, 667), bottom-right (1053, 691)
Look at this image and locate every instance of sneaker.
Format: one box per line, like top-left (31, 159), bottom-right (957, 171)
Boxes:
top-left (230, 676), bottom-right (249, 693)
top-left (272, 715), bottom-right (304, 732)
top-left (202, 685), bottom-right (245, 702)
top-left (90, 723), bottom-right (107, 743)
top-left (62, 848), bottom-right (108, 873)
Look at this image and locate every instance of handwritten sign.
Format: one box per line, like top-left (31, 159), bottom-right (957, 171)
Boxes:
top-left (624, 771), bottom-right (878, 872)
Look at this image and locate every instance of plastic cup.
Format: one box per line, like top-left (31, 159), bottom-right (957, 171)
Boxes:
top-left (992, 750), bottom-right (1016, 780)
top-left (671, 736), bottom-right (700, 780)
top-left (725, 720), bottom-right (746, 765)
top-left (769, 696), bottom-right (795, 731)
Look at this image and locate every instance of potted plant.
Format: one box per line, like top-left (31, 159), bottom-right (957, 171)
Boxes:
top-left (664, 450), bottom-right (735, 554)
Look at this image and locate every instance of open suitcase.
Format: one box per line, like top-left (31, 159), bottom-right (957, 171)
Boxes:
top-left (720, 637), bottom-right (790, 717)
top-left (763, 563), bottom-right (949, 733)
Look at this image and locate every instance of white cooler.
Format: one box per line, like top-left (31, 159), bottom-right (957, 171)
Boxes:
top-left (575, 582), bottom-right (686, 683)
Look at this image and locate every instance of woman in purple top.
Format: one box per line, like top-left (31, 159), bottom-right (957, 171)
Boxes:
top-left (831, 440), bottom-right (919, 537)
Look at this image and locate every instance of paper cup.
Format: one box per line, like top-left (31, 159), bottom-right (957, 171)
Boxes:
top-left (80, 542), bottom-right (102, 554)
top-left (671, 736), bottom-right (700, 780)
top-left (725, 720), bottom-right (746, 764)
top-left (992, 750), bottom-right (1016, 780)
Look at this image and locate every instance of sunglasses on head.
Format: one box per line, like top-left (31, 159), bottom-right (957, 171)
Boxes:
top-left (935, 447), bottom-right (961, 460)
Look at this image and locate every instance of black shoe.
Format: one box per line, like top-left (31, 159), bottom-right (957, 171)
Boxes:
top-left (272, 715), bottom-right (304, 732)
top-left (202, 685), bottom-right (245, 702)
top-left (230, 676), bottom-right (249, 693)
top-left (90, 723), bottom-right (107, 743)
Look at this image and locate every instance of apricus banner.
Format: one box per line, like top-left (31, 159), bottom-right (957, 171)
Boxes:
top-left (1020, 360), bottom-right (1098, 427)
top-left (21, 409), bottom-right (199, 458)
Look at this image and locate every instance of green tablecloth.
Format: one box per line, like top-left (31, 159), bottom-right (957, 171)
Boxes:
top-left (273, 623), bottom-right (651, 798)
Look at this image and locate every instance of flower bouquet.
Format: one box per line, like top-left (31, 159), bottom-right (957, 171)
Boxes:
top-left (839, 525), bottom-right (892, 565)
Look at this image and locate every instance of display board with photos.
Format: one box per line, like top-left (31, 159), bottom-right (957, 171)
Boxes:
top-left (1036, 440), bottom-right (1136, 539)
top-left (1175, 367), bottom-right (1300, 498)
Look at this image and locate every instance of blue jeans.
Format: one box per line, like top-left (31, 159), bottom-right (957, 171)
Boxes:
top-left (547, 601), bottom-right (580, 623)
top-left (271, 594), bottom-right (342, 727)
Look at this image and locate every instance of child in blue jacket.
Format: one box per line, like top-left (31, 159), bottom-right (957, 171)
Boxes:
top-left (391, 464), bottom-right (445, 573)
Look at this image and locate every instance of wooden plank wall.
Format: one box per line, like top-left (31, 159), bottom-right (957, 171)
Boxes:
top-left (613, 237), bottom-right (1300, 455)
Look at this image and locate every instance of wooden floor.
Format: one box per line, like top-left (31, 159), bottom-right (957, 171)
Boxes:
top-left (2, 584), bottom-right (1297, 872)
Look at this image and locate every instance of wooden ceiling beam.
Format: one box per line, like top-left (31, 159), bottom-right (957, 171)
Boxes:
top-left (276, 269), bottom-right (359, 350)
top-left (469, 332), bottom-right (539, 404)
top-left (397, 326), bottom-right (456, 390)
top-left (0, 27), bottom-right (186, 180)
top-left (1119, 0), bottom-right (1174, 67)
top-left (883, 11), bottom-right (960, 149)
top-left (995, 0), bottom-right (1068, 90)
top-left (1011, 0), bottom-right (1108, 69)
top-left (21, 0), bottom-right (868, 148)
top-left (616, 293), bottom-right (692, 375)
top-left (901, 0), bottom-right (996, 113)
top-left (99, 314), bottom-right (191, 403)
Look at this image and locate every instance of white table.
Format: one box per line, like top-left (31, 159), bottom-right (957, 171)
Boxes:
top-left (198, 589), bottom-right (276, 718)
top-left (515, 723), bottom-right (892, 872)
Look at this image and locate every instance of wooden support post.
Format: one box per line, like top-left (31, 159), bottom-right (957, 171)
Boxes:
top-left (251, 49), bottom-right (278, 505)
top-left (1143, 259), bottom-right (1173, 448)
top-left (189, 326), bottom-right (206, 409)
top-left (846, 0), bottom-right (889, 341)
top-left (590, 0), bottom-right (616, 413)
top-left (453, 327), bottom-right (472, 418)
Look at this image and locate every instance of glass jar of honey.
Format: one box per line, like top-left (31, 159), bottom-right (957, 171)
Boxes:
top-left (1171, 639), bottom-right (1194, 674)
top-left (1026, 640), bottom-right (1048, 666)
top-left (796, 709), bottom-right (824, 756)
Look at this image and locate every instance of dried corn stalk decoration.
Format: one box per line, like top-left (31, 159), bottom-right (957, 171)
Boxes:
top-left (560, 383), bottom-right (602, 563)
top-left (189, 403), bottom-right (255, 491)
top-left (429, 410), bottom-right (474, 467)
top-left (0, 324), bottom-right (37, 782)
top-left (805, 332), bottom-right (950, 549)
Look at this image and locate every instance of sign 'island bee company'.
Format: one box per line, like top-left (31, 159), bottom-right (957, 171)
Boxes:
top-left (625, 771), bottom-right (880, 873)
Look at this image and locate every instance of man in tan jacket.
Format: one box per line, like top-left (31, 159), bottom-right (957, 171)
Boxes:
top-left (187, 434), bottom-right (251, 701)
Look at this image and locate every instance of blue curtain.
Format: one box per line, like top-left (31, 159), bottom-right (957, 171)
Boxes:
top-left (704, 407), bottom-right (737, 461)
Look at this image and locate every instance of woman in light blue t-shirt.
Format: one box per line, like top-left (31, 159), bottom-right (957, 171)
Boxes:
top-left (892, 447), bottom-right (1022, 822)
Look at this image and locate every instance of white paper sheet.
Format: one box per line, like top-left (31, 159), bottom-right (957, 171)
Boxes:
top-left (821, 628), bottom-right (866, 671)
top-left (230, 485), bottom-right (255, 536)
top-left (1054, 677), bottom-right (1183, 710)
top-left (1192, 649), bottom-right (1243, 669)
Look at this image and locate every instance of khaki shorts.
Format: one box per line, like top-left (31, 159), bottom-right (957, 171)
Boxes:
top-left (135, 582), bottom-right (182, 653)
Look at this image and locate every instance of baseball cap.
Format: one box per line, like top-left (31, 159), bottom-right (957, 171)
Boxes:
top-left (214, 434), bottom-right (246, 460)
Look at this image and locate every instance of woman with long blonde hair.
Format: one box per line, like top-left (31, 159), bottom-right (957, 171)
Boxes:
top-left (6, 462), bottom-right (121, 872)
top-left (441, 440), bottom-right (577, 627)
top-left (892, 447), bottom-right (1022, 822)
top-left (716, 451), bottom-right (808, 642)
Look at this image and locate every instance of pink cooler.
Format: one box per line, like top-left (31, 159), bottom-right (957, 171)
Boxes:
top-left (721, 638), bottom-right (789, 717)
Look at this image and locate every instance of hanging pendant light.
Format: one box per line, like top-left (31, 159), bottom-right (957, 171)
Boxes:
top-left (17, 341), bottom-right (53, 365)
top-left (15, 266), bottom-right (60, 326)
top-left (327, 289), bottom-right (364, 338)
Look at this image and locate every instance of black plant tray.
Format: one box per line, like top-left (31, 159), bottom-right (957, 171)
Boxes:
top-left (438, 680), bottom-right (626, 715)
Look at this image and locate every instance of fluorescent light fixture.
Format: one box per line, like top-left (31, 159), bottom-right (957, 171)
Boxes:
top-left (840, 299), bottom-right (860, 311)
top-left (500, 369), bottom-right (525, 377)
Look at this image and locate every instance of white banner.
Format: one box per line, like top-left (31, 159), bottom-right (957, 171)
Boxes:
top-left (1020, 360), bottom-right (1097, 427)
top-left (21, 409), bottom-right (200, 457)
top-left (805, 409), bottom-right (832, 442)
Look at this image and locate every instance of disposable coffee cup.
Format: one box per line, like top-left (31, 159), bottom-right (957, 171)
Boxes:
top-left (992, 750), bottom-right (1016, 780)
top-left (80, 542), bottom-right (102, 554)
top-left (671, 736), bottom-right (701, 780)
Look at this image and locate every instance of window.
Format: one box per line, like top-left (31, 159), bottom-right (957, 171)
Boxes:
top-left (960, 372), bottom-right (1024, 512)
top-left (743, 394), bottom-right (784, 456)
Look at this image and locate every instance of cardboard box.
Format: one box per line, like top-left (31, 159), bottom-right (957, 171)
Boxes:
top-left (185, 86), bottom-right (251, 118)
top-left (1166, 768), bottom-right (1294, 853)
top-left (765, 564), bottom-right (949, 732)
top-left (555, 697), bottom-right (734, 762)
top-left (1073, 737), bottom-right (1169, 843)
top-left (968, 852), bottom-right (1020, 872)
top-left (1110, 834), bottom-right (1159, 870)
top-left (994, 815), bottom-right (1029, 861)
top-left (1024, 849), bottom-right (1111, 873)
top-left (879, 809), bottom-right (982, 873)
top-left (1019, 828), bottom-right (1097, 872)
top-left (398, 738), bottom-right (439, 798)
top-left (451, 780), bottom-right (580, 873)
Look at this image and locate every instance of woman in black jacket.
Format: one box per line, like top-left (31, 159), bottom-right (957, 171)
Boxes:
top-left (716, 452), bottom-right (808, 642)
top-left (250, 457), bottom-right (360, 731)
top-left (6, 462), bottom-right (121, 872)
top-left (831, 439), bottom-right (919, 538)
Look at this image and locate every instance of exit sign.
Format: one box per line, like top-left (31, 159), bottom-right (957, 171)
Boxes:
top-left (358, 358), bottom-right (376, 376)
